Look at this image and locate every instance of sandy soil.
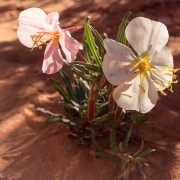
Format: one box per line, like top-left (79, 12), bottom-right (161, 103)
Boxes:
top-left (0, 0), bottom-right (180, 179)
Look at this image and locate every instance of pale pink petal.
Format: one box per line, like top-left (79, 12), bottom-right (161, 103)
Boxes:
top-left (46, 12), bottom-right (60, 31)
top-left (104, 38), bottom-right (136, 62)
top-left (42, 42), bottom-right (64, 74)
top-left (102, 52), bottom-right (132, 85)
top-left (125, 17), bottom-right (169, 57)
top-left (59, 30), bottom-right (83, 63)
top-left (46, 12), bottom-right (59, 25)
top-left (113, 74), bottom-right (158, 113)
top-left (17, 8), bottom-right (50, 48)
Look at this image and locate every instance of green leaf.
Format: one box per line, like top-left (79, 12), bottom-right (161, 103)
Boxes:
top-left (138, 148), bottom-right (155, 158)
top-left (110, 129), bottom-right (119, 154)
top-left (123, 124), bottom-right (132, 152)
top-left (132, 140), bottom-right (144, 158)
top-left (95, 102), bottom-right (108, 118)
top-left (35, 107), bottom-right (64, 118)
top-left (84, 16), bottom-right (102, 66)
top-left (102, 134), bottom-right (110, 148)
top-left (59, 70), bottom-right (78, 102)
top-left (139, 169), bottom-right (147, 179)
top-left (117, 12), bottom-right (131, 45)
top-left (46, 116), bottom-right (66, 122)
top-left (94, 152), bottom-right (114, 158)
top-left (49, 78), bottom-right (70, 102)
top-left (90, 128), bottom-right (102, 151)
top-left (71, 61), bottom-right (102, 72)
top-left (47, 117), bottom-right (77, 126)
top-left (74, 78), bottom-right (86, 104)
top-left (90, 26), bottom-right (106, 57)
top-left (116, 170), bottom-right (129, 180)
top-left (83, 29), bottom-right (93, 64)
top-left (68, 64), bottom-right (93, 81)
top-left (112, 115), bottom-right (117, 135)
top-left (134, 157), bottom-right (147, 164)
top-left (35, 107), bottom-right (76, 126)
top-left (91, 111), bottom-right (115, 125)
top-left (58, 101), bottom-right (79, 111)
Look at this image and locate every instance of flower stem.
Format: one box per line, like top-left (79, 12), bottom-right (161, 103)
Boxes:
top-left (78, 51), bottom-right (88, 63)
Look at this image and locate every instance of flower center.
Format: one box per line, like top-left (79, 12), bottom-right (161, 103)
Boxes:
top-left (30, 28), bottom-right (61, 50)
top-left (133, 52), bottom-right (152, 75)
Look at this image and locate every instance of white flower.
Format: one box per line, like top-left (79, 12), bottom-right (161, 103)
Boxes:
top-left (102, 17), bottom-right (179, 113)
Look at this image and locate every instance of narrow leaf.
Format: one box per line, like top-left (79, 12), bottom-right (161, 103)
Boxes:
top-left (90, 128), bottom-right (102, 151)
top-left (95, 102), bottom-right (109, 118)
top-left (35, 107), bottom-right (64, 118)
top-left (83, 27), bottom-right (93, 64)
top-left (138, 148), bottom-right (156, 158)
top-left (49, 78), bottom-right (70, 102)
top-left (71, 61), bottom-right (102, 72)
top-left (59, 70), bottom-right (78, 102)
top-left (117, 12), bottom-right (131, 45)
top-left (91, 111), bottom-right (115, 125)
top-left (58, 101), bottom-right (79, 111)
top-left (68, 64), bottom-right (93, 81)
top-left (84, 16), bottom-right (102, 66)
top-left (133, 140), bottom-right (144, 158)
top-left (123, 124), bottom-right (132, 152)
top-left (75, 78), bottom-right (84, 104)
top-left (90, 26), bottom-right (106, 57)
top-left (110, 129), bottom-right (119, 153)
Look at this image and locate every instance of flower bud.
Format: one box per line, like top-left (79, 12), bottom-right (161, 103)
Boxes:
top-left (107, 83), bottom-right (114, 95)
top-left (108, 91), bottom-right (114, 112)
top-left (93, 84), bottom-right (99, 101)
top-left (100, 74), bottom-right (108, 89)
top-left (115, 106), bottom-right (122, 121)
top-left (87, 93), bottom-right (95, 122)
top-left (118, 142), bottom-right (123, 153)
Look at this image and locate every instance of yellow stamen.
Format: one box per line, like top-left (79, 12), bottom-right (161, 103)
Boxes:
top-left (161, 66), bottom-right (173, 69)
top-left (169, 68), bottom-right (180, 73)
top-left (169, 85), bottom-right (173, 92)
top-left (30, 28), bottom-right (61, 51)
top-left (154, 80), bottom-right (163, 86)
top-left (139, 85), bottom-right (145, 93)
top-left (133, 52), bottom-right (152, 72)
top-left (167, 80), bottom-right (178, 92)
top-left (157, 88), bottom-right (167, 96)
top-left (165, 73), bottom-right (177, 79)
top-left (150, 68), bottom-right (158, 73)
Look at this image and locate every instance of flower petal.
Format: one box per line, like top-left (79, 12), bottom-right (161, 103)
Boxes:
top-left (113, 74), bottom-right (158, 113)
top-left (104, 38), bottom-right (136, 62)
top-left (17, 8), bottom-right (50, 48)
top-left (59, 30), bottom-right (83, 63)
top-left (150, 46), bottom-right (173, 66)
top-left (125, 17), bottom-right (169, 57)
top-left (46, 12), bottom-right (59, 25)
top-left (42, 42), bottom-right (64, 74)
top-left (102, 52), bottom-right (132, 85)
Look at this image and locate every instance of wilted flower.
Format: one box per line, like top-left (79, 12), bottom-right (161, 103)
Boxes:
top-left (17, 8), bottom-right (82, 74)
top-left (103, 17), bottom-right (179, 113)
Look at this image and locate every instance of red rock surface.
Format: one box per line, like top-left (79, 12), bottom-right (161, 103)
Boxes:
top-left (0, 0), bottom-right (180, 179)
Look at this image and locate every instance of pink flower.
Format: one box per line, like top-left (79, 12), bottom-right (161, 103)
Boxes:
top-left (17, 8), bottom-right (83, 74)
